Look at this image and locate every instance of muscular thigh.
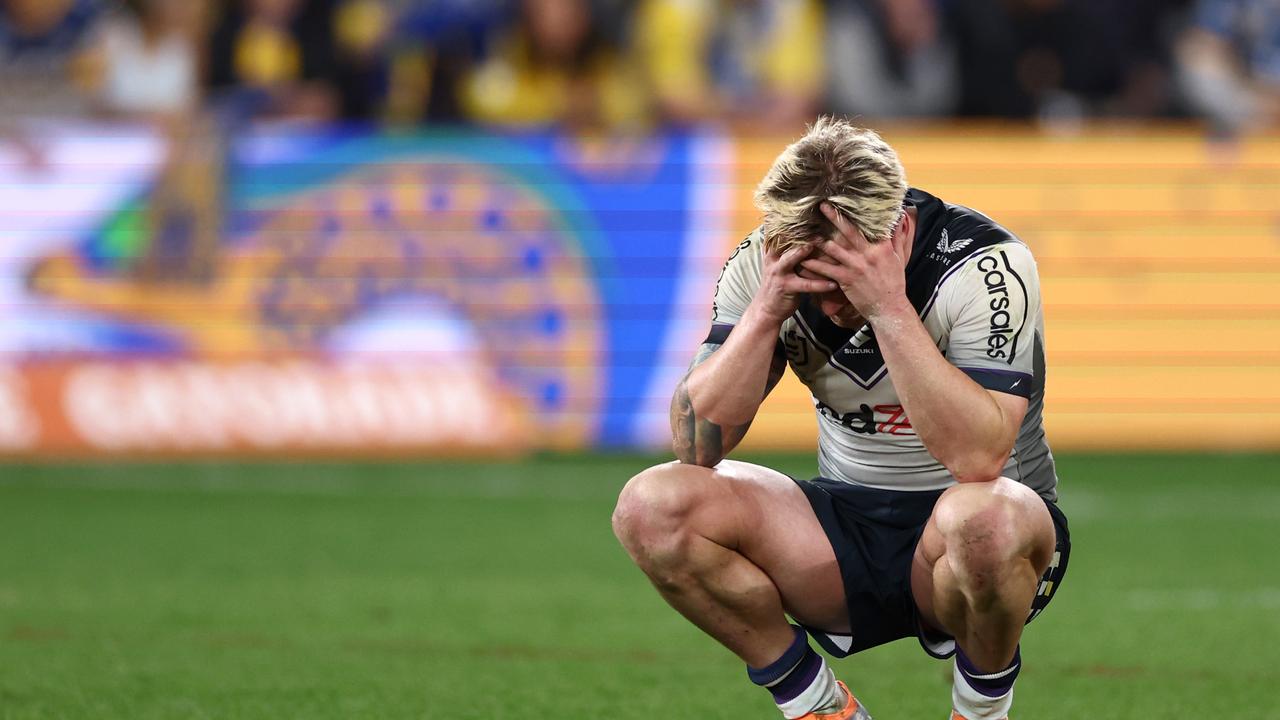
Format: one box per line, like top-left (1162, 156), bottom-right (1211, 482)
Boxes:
top-left (696, 460), bottom-right (850, 632)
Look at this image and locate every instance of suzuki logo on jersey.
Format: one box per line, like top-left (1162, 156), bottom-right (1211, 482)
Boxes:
top-left (936, 229), bottom-right (973, 254)
top-left (978, 254), bottom-right (1015, 360)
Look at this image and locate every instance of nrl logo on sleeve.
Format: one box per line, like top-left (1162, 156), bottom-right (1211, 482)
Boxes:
top-left (937, 229), bottom-right (973, 254)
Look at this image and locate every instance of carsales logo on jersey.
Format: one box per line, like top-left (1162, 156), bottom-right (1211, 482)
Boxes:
top-left (978, 254), bottom-right (1016, 360)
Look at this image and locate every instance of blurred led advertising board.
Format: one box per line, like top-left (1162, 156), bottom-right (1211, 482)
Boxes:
top-left (1, 124), bottom-right (1277, 457)
top-left (0, 124), bottom-right (730, 456)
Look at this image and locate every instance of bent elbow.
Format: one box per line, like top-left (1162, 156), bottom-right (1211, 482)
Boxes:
top-left (671, 440), bottom-right (724, 469)
top-left (944, 449), bottom-right (1011, 484)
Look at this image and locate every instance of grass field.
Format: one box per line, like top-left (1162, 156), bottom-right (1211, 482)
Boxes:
top-left (1, 453), bottom-right (1277, 719)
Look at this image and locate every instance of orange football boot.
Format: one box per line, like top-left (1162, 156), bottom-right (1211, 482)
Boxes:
top-left (795, 682), bottom-right (873, 720)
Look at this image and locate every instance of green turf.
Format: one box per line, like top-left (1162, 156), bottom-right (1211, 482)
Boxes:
top-left (0, 453), bottom-right (1277, 719)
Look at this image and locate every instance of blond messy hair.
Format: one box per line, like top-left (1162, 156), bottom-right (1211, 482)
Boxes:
top-left (753, 117), bottom-right (908, 252)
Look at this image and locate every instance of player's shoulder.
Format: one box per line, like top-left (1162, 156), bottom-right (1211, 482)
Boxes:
top-left (914, 186), bottom-right (1021, 244)
top-left (711, 228), bottom-right (765, 323)
top-left (729, 226), bottom-right (765, 257)
top-left (943, 202), bottom-right (1021, 250)
top-left (946, 236), bottom-right (1038, 280)
top-left (911, 188), bottom-right (1036, 277)
top-left (909, 189), bottom-right (1041, 321)
top-left (717, 227), bottom-right (765, 279)
top-left (931, 236), bottom-right (1041, 329)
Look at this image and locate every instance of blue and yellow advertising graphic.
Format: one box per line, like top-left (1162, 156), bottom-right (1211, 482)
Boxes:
top-left (0, 126), bottom-right (731, 456)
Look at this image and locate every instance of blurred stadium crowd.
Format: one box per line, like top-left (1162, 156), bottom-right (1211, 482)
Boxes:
top-left (0, 0), bottom-right (1277, 134)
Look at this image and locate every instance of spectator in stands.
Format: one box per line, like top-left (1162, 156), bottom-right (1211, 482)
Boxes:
top-left (1177, 0), bottom-right (1280, 131)
top-left (825, 0), bottom-right (959, 119)
top-left (946, 0), bottom-right (1131, 122)
top-left (331, 0), bottom-right (395, 120)
top-left (362, 0), bottom-right (502, 124)
top-left (0, 0), bottom-right (107, 119)
top-left (457, 0), bottom-right (646, 130)
top-left (1074, 0), bottom-right (1191, 118)
top-left (0, 0), bottom-right (108, 168)
top-left (97, 0), bottom-right (204, 120)
top-left (632, 0), bottom-right (823, 130)
top-left (206, 0), bottom-right (340, 120)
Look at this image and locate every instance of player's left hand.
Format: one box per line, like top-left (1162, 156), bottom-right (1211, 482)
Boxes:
top-left (799, 202), bottom-right (911, 321)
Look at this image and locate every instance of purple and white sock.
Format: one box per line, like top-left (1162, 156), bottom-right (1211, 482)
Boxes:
top-left (952, 646), bottom-right (1020, 720)
top-left (748, 626), bottom-right (845, 719)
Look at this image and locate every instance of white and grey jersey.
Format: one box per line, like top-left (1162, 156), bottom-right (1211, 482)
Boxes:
top-left (707, 188), bottom-right (1058, 500)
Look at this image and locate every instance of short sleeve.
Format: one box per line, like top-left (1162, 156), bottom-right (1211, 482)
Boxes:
top-left (705, 229), bottom-right (764, 344)
top-left (938, 243), bottom-right (1041, 398)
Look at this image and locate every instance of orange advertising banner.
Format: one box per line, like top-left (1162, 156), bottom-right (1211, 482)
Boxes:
top-left (0, 360), bottom-right (528, 458)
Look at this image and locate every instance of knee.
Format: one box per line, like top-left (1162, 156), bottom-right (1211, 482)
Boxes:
top-left (612, 462), bottom-right (709, 569)
top-left (935, 479), bottom-right (1053, 595)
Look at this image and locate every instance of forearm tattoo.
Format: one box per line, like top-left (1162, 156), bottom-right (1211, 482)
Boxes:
top-left (669, 345), bottom-right (783, 467)
top-left (670, 374), bottom-right (742, 467)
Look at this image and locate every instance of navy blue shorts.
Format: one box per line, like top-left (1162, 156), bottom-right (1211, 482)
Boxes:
top-left (792, 477), bottom-right (1071, 659)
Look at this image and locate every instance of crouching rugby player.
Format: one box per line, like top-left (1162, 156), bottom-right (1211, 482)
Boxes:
top-left (612, 117), bottom-right (1070, 720)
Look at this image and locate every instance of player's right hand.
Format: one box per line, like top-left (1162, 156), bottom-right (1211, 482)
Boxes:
top-left (753, 243), bottom-right (838, 324)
